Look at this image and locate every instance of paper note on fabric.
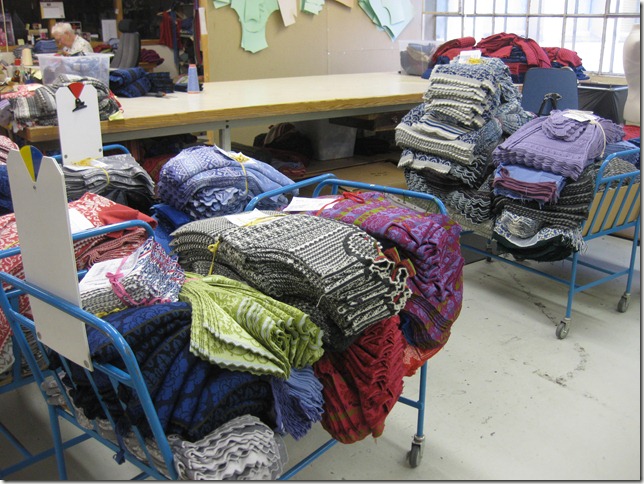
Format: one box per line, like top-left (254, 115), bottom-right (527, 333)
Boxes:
top-left (333, 0), bottom-right (354, 7)
top-left (277, 0), bottom-right (297, 26)
top-left (231, 0), bottom-right (280, 53)
top-left (214, 0), bottom-right (231, 7)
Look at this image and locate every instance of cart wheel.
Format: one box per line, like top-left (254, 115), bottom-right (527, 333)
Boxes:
top-left (556, 321), bottom-right (569, 339)
top-left (618, 295), bottom-right (630, 313)
top-left (408, 443), bottom-right (422, 468)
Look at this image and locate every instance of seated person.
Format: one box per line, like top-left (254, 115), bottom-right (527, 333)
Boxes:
top-left (51, 22), bottom-right (93, 55)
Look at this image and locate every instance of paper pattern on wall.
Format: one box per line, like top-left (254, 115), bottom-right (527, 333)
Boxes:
top-left (231, 0), bottom-right (280, 53)
top-left (358, 0), bottom-right (414, 40)
top-left (213, 0), bottom-right (231, 8)
top-left (333, 0), bottom-right (354, 7)
top-left (301, 0), bottom-right (325, 15)
top-left (277, 0), bottom-right (297, 26)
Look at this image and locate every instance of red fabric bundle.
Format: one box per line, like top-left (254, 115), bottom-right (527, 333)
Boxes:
top-left (314, 316), bottom-right (406, 444)
top-left (430, 36), bottom-right (477, 64)
top-left (543, 47), bottom-right (584, 68)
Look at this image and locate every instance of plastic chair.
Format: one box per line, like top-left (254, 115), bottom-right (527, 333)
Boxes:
top-left (110, 20), bottom-right (141, 69)
top-left (521, 67), bottom-right (579, 116)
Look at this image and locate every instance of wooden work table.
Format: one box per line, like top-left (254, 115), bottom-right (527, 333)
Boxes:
top-left (17, 72), bottom-right (430, 150)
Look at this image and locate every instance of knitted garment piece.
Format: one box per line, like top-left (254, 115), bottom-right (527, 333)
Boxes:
top-left (156, 145), bottom-right (295, 219)
top-left (9, 74), bottom-right (121, 129)
top-left (79, 237), bottom-right (185, 315)
top-left (0, 192), bottom-right (151, 354)
top-left (396, 102), bottom-right (504, 170)
top-left (270, 366), bottom-right (324, 440)
top-left (181, 273), bottom-right (324, 379)
top-left (172, 213), bottom-right (411, 339)
top-left (63, 153), bottom-right (156, 211)
top-left (493, 163), bottom-right (567, 204)
top-left (426, 57), bottom-right (521, 128)
top-left (493, 110), bottom-right (625, 180)
top-left (314, 316), bottom-right (406, 444)
top-left (491, 160), bottom-right (601, 230)
top-left (169, 414), bottom-right (287, 480)
top-left (311, 191), bottom-right (464, 350)
top-left (58, 302), bottom-right (274, 442)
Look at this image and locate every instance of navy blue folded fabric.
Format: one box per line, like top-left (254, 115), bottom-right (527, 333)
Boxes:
top-left (109, 67), bottom-right (152, 97)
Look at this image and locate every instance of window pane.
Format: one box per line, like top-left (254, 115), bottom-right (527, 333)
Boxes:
top-left (530, 0), bottom-right (566, 15)
top-left (527, 16), bottom-right (564, 45)
top-left (474, 16), bottom-right (494, 38)
top-left (506, 17), bottom-right (528, 36)
top-left (463, 0), bottom-right (476, 15)
top-left (609, 0), bottom-right (640, 13)
top-left (506, 0), bottom-right (529, 14)
top-left (475, 0), bottom-right (495, 14)
top-left (566, 17), bottom-right (605, 72)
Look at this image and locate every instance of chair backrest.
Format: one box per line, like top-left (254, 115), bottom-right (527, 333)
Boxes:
top-left (110, 20), bottom-right (141, 70)
top-left (521, 67), bottom-right (579, 116)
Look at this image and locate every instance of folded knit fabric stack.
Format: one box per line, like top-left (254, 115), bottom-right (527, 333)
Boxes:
top-left (0, 136), bottom-right (19, 214)
top-left (313, 316), bottom-right (406, 444)
top-left (171, 213), bottom-right (412, 345)
top-left (79, 237), bottom-right (185, 316)
top-left (270, 366), bottom-right (324, 440)
top-left (179, 273), bottom-right (324, 379)
top-left (63, 153), bottom-right (156, 214)
top-left (311, 191), bottom-right (464, 353)
top-left (59, 302), bottom-right (275, 443)
top-left (109, 67), bottom-right (152, 97)
top-left (490, 110), bottom-right (626, 261)
top-left (169, 415), bottom-right (288, 480)
top-left (397, 57), bottom-right (533, 236)
top-left (156, 145), bottom-right (296, 221)
top-left (0, 192), bottom-right (154, 362)
top-left (9, 74), bottom-right (121, 130)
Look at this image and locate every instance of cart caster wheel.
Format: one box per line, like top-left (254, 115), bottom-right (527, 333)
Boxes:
top-left (618, 295), bottom-right (630, 313)
top-left (408, 443), bottom-right (422, 468)
top-left (556, 321), bottom-right (569, 339)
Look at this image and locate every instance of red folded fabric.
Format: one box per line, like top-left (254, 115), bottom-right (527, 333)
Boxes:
top-left (98, 205), bottom-right (158, 238)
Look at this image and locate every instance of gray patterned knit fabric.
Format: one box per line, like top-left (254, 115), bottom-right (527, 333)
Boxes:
top-left (171, 213), bottom-right (411, 338)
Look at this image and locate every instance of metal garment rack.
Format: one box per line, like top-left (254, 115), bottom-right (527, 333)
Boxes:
top-left (459, 148), bottom-right (640, 339)
top-left (246, 175), bottom-right (449, 476)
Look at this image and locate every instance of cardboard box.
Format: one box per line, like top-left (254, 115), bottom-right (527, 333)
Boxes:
top-left (294, 119), bottom-right (357, 161)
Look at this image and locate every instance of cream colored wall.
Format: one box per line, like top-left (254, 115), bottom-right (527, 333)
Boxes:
top-left (202, 1), bottom-right (422, 144)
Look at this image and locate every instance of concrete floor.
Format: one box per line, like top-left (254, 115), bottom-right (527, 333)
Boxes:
top-left (0, 234), bottom-right (640, 480)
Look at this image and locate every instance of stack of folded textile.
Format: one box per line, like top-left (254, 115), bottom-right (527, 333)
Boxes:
top-left (270, 366), bottom-right (324, 440)
top-left (397, 57), bottom-right (533, 236)
top-left (490, 110), bottom-right (627, 261)
top-left (311, 191), bottom-right (464, 352)
top-left (179, 273), bottom-right (324, 379)
top-left (314, 316), bottom-right (406, 444)
top-left (63, 153), bottom-right (156, 214)
top-left (157, 145), bottom-right (296, 220)
top-left (109, 67), bottom-right (152, 97)
top-left (9, 74), bottom-right (121, 131)
top-left (171, 213), bottom-right (412, 343)
top-left (169, 415), bottom-right (288, 480)
top-left (59, 302), bottom-right (275, 442)
top-left (79, 237), bottom-right (185, 316)
top-left (146, 71), bottom-right (174, 93)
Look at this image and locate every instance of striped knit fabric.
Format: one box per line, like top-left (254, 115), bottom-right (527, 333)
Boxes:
top-left (79, 237), bottom-right (185, 315)
top-left (172, 213), bottom-right (411, 341)
top-left (311, 191), bottom-right (464, 350)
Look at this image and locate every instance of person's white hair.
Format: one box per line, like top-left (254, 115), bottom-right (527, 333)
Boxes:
top-left (51, 22), bottom-right (74, 37)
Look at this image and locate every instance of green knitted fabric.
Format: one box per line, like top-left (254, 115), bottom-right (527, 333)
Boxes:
top-left (180, 273), bottom-right (324, 379)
